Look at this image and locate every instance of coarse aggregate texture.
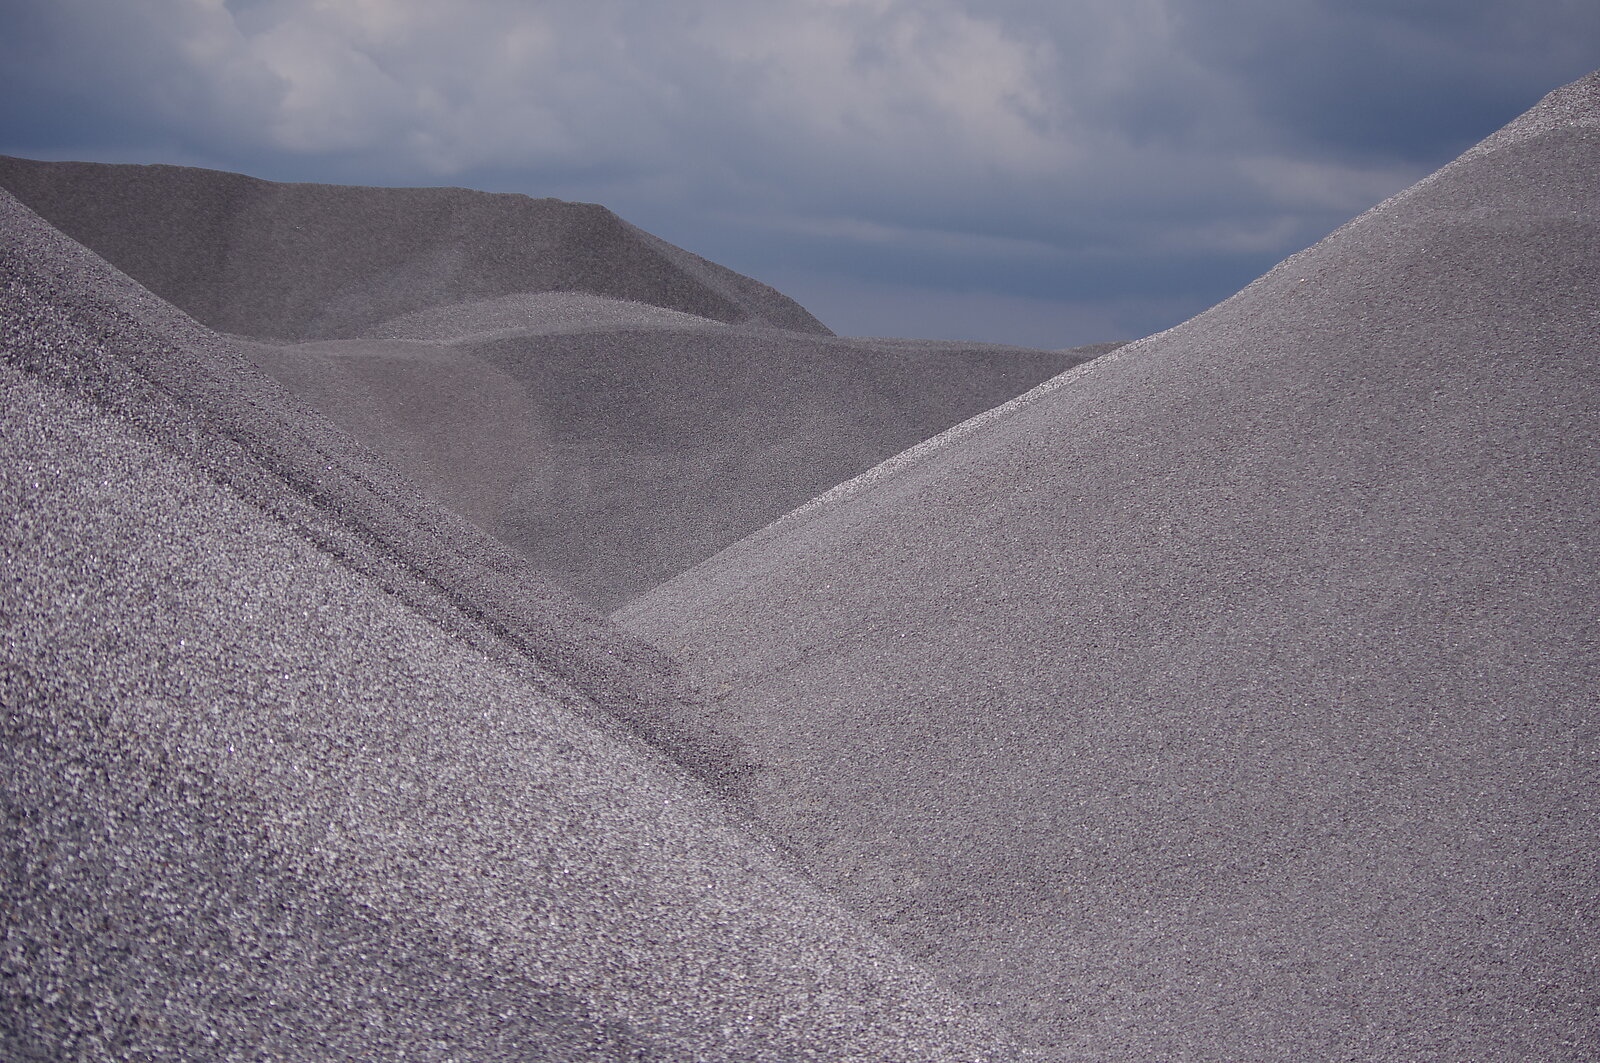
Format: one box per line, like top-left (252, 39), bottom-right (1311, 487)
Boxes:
top-left (0, 180), bottom-right (737, 787)
top-left (620, 71), bottom-right (1600, 1060)
top-left (0, 155), bottom-right (831, 340)
top-left (0, 188), bottom-right (1020, 1061)
top-left (238, 323), bottom-right (1101, 611)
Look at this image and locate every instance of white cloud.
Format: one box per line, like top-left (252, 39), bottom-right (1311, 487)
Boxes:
top-left (685, 0), bottom-right (1069, 172)
top-left (119, 0), bottom-right (1081, 181)
top-left (188, 1), bottom-right (571, 163)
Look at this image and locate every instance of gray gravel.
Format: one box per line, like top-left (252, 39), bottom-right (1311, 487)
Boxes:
top-left (621, 71), bottom-right (1600, 1061)
top-left (238, 327), bottom-right (1098, 610)
top-left (0, 189), bottom-right (1017, 1060)
top-left (0, 155), bottom-right (828, 339)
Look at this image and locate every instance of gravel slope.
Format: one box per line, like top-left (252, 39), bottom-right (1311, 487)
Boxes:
top-left (0, 187), bottom-right (1017, 1062)
top-left (241, 324), bottom-right (1101, 609)
top-left (619, 71), bottom-right (1600, 1061)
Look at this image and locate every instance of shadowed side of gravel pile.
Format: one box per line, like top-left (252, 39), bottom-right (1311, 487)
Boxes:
top-left (0, 155), bottom-right (831, 339)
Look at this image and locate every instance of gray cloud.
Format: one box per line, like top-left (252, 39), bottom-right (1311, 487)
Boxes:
top-left (3, 0), bottom-right (1595, 345)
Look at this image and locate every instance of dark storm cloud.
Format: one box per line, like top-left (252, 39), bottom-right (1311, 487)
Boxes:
top-left (1166, 0), bottom-right (1600, 160)
top-left (2, 0), bottom-right (1595, 345)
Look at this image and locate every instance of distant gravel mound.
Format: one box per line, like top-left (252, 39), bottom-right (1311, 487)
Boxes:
top-left (239, 326), bottom-right (1101, 609)
top-left (619, 71), bottom-right (1600, 1061)
top-left (0, 155), bottom-right (831, 339)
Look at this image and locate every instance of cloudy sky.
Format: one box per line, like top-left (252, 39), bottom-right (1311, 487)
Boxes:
top-left (3, 1), bottom-right (1596, 347)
